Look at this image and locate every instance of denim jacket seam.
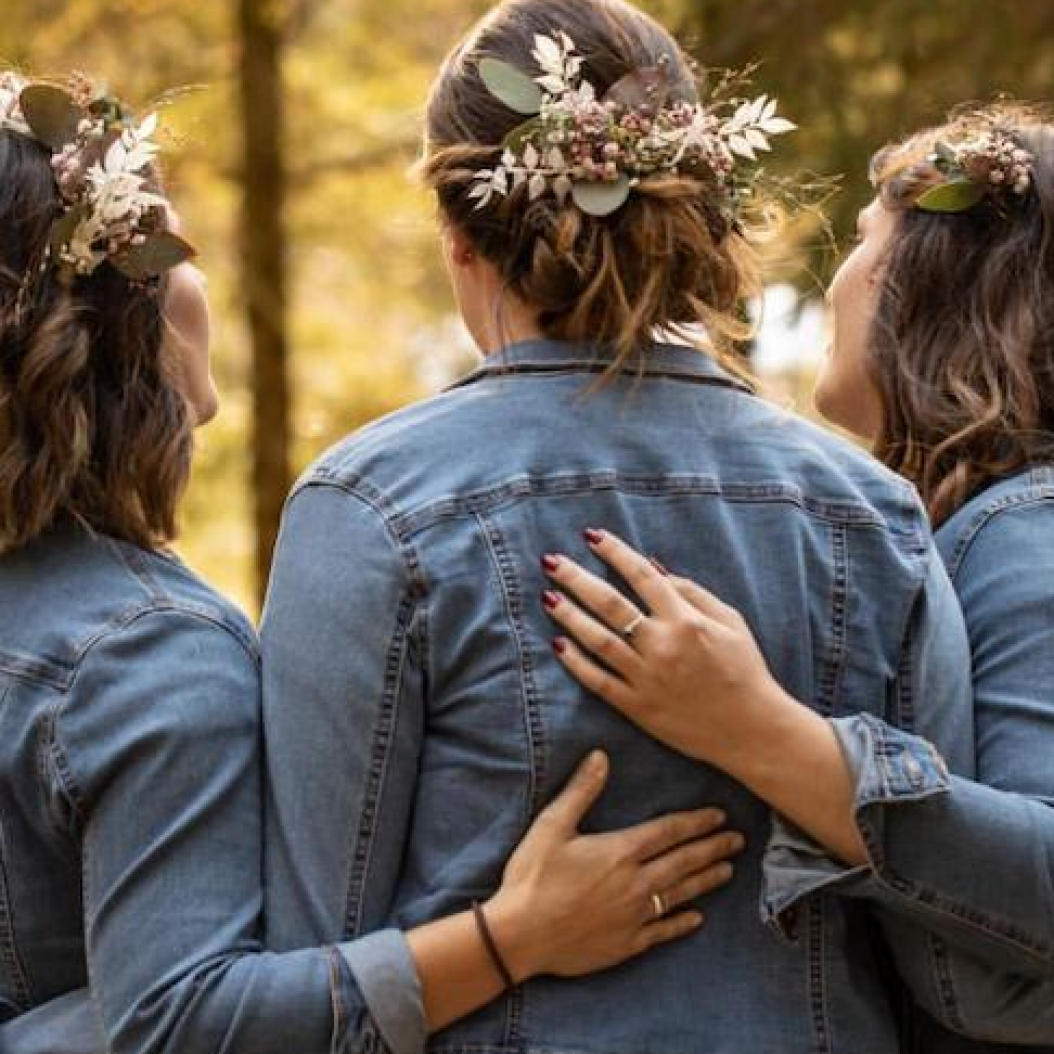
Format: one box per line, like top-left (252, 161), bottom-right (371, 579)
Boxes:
top-left (290, 483), bottom-right (426, 941)
top-left (927, 931), bottom-right (968, 1033)
top-left (881, 547), bottom-right (938, 733)
top-left (0, 649), bottom-right (70, 691)
top-left (287, 478), bottom-right (428, 598)
top-left (342, 588), bottom-right (418, 939)
top-left (0, 806), bottom-right (31, 1009)
top-left (49, 605), bottom-right (263, 829)
top-left (475, 511), bottom-right (543, 823)
top-left (365, 473), bottom-right (897, 539)
top-left (816, 522), bottom-right (849, 716)
top-left (103, 536), bottom-right (168, 605)
top-left (944, 488), bottom-right (1054, 581)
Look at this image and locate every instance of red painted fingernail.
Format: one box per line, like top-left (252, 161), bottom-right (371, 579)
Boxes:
top-left (553, 637), bottom-right (569, 655)
top-left (542, 590), bottom-right (561, 611)
top-left (650, 557), bottom-right (669, 575)
top-left (542, 554), bottom-right (560, 573)
top-left (584, 528), bottom-right (604, 545)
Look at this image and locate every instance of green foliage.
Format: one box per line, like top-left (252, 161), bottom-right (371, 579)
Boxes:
top-left (4, 0), bottom-right (1051, 609)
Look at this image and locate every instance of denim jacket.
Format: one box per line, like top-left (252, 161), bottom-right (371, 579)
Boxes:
top-left (763, 466), bottom-right (1054, 1053)
top-left (0, 526), bottom-right (422, 1054)
top-left (260, 338), bottom-right (973, 1054)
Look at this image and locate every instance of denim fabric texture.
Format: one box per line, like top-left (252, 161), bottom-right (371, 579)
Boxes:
top-left (261, 338), bottom-right (974, 1054)
top-left (0, 527), bottom-right (422, 1054)
top-left (763, 466), bottom-right (1054, 1053)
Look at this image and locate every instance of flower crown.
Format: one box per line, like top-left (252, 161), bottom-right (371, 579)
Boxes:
top-left (469, 32), bottom-right (795, 218)
top-left (913, 130), bottom-right (1034, 214)
top-left (0, 71), bottom-right (194, 284)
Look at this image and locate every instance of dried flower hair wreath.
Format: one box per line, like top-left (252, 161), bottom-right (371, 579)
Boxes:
top-left (908, 128), bottom-right (1034, 214)
top-left (470, 32), bottom-right (795, 218)
top-left (0, 70), bottom-right (194, 285)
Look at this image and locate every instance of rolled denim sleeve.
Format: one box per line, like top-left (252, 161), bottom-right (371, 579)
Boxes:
top-left (261, 479), bottom-right (427, 1054)
top-left (763, 548), bottom-right (975, 925)
top-left (765, 503), bottom-right (1054, 1043)
top-left (27, 608), bottom-right (404, 1054)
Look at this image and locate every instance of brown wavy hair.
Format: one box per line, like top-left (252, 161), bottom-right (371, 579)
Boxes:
top-left (417, 0), bottom-right (760, 378)
top-left (0, 127), bottom-right (192, 552)
top-left (867, 103), bottom-right (1054, 524)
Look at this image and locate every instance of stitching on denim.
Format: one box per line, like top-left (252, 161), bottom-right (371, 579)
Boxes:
top-left (806, 896), bottom-right (832, 1054)
top-left (944, 486), bottom-right (1054, 582)
top-left (873, 861), bottom-right (1054, 963)
top-left (378, 474), bottom-right (896, 539)
top-left (475, 513), bottom-right (542, 820)
top-left (927, 932), bottom-right (967, 1034)
top-left (104, 536), bottom-right (167, 605)
top-left (817, 522), bottom-right (849, 716)
top-left (0, 802), bottom-right (31, 1009)
top-left (0, 649), bottom-right (69, 690)
top-left (342, 592), bottom-right (416, 939)
top-left (281, 482), bottom-right (428, 942)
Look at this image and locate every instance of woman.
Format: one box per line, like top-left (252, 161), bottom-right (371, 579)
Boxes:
top-left (258, 1), bottom-right (973, 1051)
top-left (0, 71), bottom-right (743, 1054)
top-left (543, 103), bottom-right (1054, 1050)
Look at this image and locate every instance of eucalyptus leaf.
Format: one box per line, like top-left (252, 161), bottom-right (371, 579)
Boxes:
top-left (502, 116), bottom-right (544, 152)
top-left (571, 176), bottom-right (631, 217)
top-left (603, 65), bottom-right (670, 110)
top-left (916, 180), bottom-right (984, 213)
top-left (20, 86), bottom-right (81, 149)
top-left (49, 205), bottom-right (89, 256)
top-left (479, 58), bottom-right (543, 115)
top-left (110, 231), bottom-right (196, 280)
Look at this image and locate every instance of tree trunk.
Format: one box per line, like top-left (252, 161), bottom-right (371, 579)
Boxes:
top-left (237, 0), bottom-right (291, 606)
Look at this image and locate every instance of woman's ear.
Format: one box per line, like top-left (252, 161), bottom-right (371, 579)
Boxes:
top-left (447, 224), bottom-right (477, 268)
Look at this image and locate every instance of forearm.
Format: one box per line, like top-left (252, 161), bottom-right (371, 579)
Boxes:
top-left (406, 895), bottom-right (545, 1033)
top-left (720, 683), bottom-right (867, 866)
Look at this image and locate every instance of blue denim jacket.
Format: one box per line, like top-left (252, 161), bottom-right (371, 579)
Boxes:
top-left (0, 526), bottom-right (422, 1054)
top-left (764, 466), bottom-right (1054, 1053)
top-left (260, 338), bottom-right (973, 1054)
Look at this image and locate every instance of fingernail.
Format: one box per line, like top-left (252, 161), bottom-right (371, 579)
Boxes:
top-left (586, 749), bottom-right (607, 773)
top-left (689, 911), bottom-right (704, 927)
top-left (542, 554), bottom-right (561, 573)
top-left (650, 557), bottom-right (669, 575)
top-left (709, 809), bottom-right (726, 826)
top-left (553, 637), bottom-right (569, 655)
top-left (583, 528), bottom-right (604, 545)
top-left (730, 833), bottom-right (746, 852)
top-left (542, 590), bottom-right (561, 611)
top-left (718, 863), bottom-right (734, 881)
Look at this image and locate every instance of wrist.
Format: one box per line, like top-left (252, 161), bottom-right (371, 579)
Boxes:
top-left (720, 681), bottom-right (816, 788)
top-left (480, 889), bottom-right (545, 984)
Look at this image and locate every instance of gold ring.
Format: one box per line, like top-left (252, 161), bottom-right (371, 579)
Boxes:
top-left (650, 892), bottom-right (666, 919)
top-left (622, 612), bottom-right (646, 639)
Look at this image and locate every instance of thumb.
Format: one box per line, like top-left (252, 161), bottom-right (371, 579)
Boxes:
top-left (538, 750), bottom-right (610, 834)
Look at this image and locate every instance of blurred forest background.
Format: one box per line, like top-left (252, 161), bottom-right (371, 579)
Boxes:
top-left (2, 0), bottom-right (1052, 611)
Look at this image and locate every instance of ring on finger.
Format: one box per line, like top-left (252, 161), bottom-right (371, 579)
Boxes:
top-left (622, 612), bottom-right (647, 640)
top-left (650, 891), bottom-right (667, 919)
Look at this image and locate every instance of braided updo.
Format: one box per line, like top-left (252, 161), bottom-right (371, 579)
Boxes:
top-left (418, 0), bottom-right (760, 373)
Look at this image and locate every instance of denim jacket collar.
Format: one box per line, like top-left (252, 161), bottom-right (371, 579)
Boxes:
top-left (446, 337), bottom-right (755, 394)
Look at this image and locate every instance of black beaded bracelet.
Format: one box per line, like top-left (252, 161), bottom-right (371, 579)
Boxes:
top-left (471, 900), bottom-right (516, 990)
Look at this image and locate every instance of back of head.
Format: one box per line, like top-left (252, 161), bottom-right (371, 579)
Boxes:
top-left (868, 102), bottom-right (1054, 522)
top-left (419, 0), bottom-right (765, 372)
top-left (0, 87), bottom-right (192, 553)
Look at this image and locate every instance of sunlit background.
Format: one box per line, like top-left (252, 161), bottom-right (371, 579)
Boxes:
top-left (3, 0), bottom-right (1050, 611)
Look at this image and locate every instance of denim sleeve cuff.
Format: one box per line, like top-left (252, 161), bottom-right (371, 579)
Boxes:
top-left (761, 713), bottom-right (951, 937)
top-left (335, 929), bottom-right (426, 1054)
